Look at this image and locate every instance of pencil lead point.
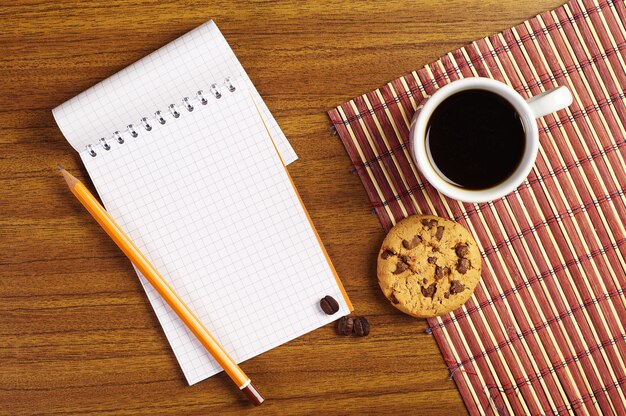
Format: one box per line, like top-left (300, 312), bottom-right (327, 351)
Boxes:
top-left (57, 164), bottom-right (64, 171)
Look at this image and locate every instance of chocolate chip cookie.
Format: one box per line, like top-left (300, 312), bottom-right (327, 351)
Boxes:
top-left (377, 214), bottom-right (481, 318)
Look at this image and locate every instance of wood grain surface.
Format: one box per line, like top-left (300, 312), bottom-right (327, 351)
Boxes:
top-left (0, 0), bottom-right (565, 414)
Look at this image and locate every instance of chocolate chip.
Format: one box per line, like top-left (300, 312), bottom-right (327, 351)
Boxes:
top-left (435, 266), bottom-right (444, 280)
top-left (444, 291), bottom-right (450, 299)
top-left (456, 258), bottom-right (471, 274)
top-left (353, 316), bottom-right (370, 337)
top-left (402, 234), bottom-right (422, 249)
top-left (389, 292), bottom-right (400, 304)
top-left (421, 219), bottom-right (438, 230)
top-left (455, 243), bottom-right (469, 258)
top-left (435, 265), bottom-right (450, 280)
top-left (421, 283), bottom-right (437, 298)
top-left (320, 295), bottom-right (340, 315)
top-left (393, 261), bottom-right (409, 274)
top-left (435, 226), bottom-right (444, 240)
top-left (422, 278), bottom-right (428, 285)
top-left (428, 256), bottom-right (437, 264)
top-left (450, 280), bottom-right (465, 294)
top-left (381, 249), bottom-right (394, 259)
top-left (336, 316), bottom-right (354, 335)
top-left (432, 247), bottom-right (439, 252)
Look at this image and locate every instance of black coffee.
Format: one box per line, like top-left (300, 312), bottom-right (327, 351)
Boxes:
top-left (426, 89), bottom-right (526, 190)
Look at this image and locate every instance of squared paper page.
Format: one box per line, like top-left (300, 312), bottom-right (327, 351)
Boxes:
top-left (80, 79), bottom-right (349, 385)
top-left (52, 20), bottom-right (297, 165)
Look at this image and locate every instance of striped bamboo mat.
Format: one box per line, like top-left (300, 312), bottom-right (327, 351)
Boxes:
top-left (328, 0), bottom-right (626, 414)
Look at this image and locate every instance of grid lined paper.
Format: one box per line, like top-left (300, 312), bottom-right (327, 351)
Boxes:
top-left (52, 20), bottom-right (297, 165)
top-left (329, 0), bottom-right (626, 414)
top-left (72, 79), bottom-right (350, 385)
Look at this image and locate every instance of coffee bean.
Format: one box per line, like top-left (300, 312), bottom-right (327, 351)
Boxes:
top-left (336, 316), bottom-right (354, 336)
top-left (320, 295), bottom-right (339, 315)
top-left (353, 316), bottom-right (370, 337)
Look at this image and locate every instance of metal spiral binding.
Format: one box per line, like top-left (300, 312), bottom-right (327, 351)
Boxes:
top-left (85, 78), bottom-right (235, 157)
top-left (155, 111), bottom-right (166, 125)
top-left (114, 131), bottom-right (124, 144)
top-left (224, 77), bottom-right (236, 92)
top-left (99, 137), bottom-right (111, 151)
top-left (127, 124), bottom-right (138, 138)
top-left (141, 117), bottom-right (152, 131)
top-left (196, 90), bottom-right (208, 105)
top-left (182, 97), bottom-right (194, 112)
top-left (209, 83), bottom-right (222, 99)
top-left (168, 104), bottom-right (180, 118)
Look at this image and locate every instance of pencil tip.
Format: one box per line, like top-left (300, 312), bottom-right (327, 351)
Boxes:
top-left (59, 166), bottom-right (79, 188)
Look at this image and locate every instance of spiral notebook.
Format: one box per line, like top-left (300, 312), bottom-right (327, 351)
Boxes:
top-left (53, 21), bottom-right (352, 385)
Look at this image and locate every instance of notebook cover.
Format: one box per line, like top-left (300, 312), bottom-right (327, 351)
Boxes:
top-left (329, 0), bottom-right (626, 414)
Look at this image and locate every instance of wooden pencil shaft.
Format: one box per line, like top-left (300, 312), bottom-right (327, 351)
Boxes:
top-left (60, 169), bottom-right (263, 405)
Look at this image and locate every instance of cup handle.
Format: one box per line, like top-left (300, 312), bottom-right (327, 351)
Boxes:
top-left (526, 85), bottom-right (573, 118)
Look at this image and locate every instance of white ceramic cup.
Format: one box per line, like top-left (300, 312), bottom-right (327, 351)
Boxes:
top-left (409, 77), bottom-right (573, 203)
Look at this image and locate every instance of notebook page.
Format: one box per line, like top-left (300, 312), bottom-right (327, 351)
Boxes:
top-left (52, 20), bottom-right (297, 165)
top-left (80, 79), bottom-right (349, 385)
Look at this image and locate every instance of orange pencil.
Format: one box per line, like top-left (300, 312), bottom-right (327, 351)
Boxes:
top-left (58, 166), bottom-right (264, 406)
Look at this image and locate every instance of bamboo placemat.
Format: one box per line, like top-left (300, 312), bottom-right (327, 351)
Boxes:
top-left (328, 0), bottom-right (626, 414)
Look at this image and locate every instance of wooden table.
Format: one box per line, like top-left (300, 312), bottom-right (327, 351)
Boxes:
top-left (0, 0), bottom-right (565, 414)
